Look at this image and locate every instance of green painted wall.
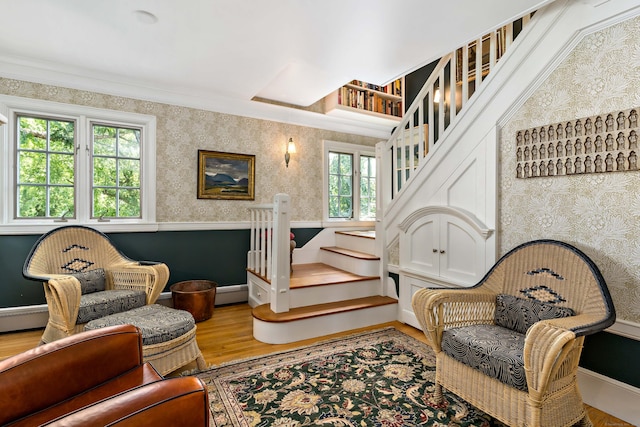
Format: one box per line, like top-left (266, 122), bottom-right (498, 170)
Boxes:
top-left (0, 227), bottom-right (321, 309)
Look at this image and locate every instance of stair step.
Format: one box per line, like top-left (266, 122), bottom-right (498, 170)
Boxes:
top-left (336, 230), bottom-right (375, 239)
top-left (290, 263), bottom-right (376, 289)
top-left (320, 246), bottom-right (379, 260)
top-left (252, 295), bottom-right (397, 323)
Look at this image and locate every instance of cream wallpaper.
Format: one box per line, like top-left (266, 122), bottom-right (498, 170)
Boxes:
top-left (499, 16), bottom-right (640, 324)
top-left (0, 79), bottom-right (379, 223)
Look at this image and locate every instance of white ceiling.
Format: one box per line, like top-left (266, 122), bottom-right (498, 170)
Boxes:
top-left (0, 0), bottom-right (555, 133)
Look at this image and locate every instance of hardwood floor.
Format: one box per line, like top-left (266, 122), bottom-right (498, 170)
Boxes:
top-left (0, 303), bottom-right (632, 426)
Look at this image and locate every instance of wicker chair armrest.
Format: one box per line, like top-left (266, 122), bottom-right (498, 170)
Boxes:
top-left (43, 276), bottom-right (83, 336)
top-left (412, 288), bottom-right (496, 350)
top-left (523, 320), bottom-right (579, 400)
top-left (108, 262), bottom-right (169, 304)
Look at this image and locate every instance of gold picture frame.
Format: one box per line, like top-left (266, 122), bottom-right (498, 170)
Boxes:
top-left (197, 150), bottom-right (255, 200)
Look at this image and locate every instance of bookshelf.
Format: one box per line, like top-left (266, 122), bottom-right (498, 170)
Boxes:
top-left (324, 78), bottom-right (404, 125)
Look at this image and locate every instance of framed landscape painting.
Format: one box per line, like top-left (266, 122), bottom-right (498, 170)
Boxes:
top-left (197, 150), bottom-right (255, 200)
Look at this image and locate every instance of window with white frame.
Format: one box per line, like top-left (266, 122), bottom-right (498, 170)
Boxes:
top-left (1, 96), bottom-right (156, 229)
top-left (323, 140), bottom-right (376, 222)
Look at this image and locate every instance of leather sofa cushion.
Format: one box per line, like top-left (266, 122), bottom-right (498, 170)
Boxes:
top-left (77, 290), bottom-right (146, 324)
top-left (441, 324), bottom-right (528, 391)
top-left (10, 363), bottom-right (163, 427)
top-left (494, 293), bottom-right (575, 335)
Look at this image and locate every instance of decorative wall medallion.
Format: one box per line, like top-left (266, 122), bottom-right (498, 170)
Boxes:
top-left (515, 108), bottom-right (638, 178)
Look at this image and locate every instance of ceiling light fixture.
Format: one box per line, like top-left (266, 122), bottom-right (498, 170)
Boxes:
top-left (134, 10), bottom-right (158, 25)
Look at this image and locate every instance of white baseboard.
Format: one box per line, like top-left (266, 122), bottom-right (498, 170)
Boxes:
top-left (0, 284), bottom-right (249, 333)
top-left (578, 367), bottom-right (640, 425)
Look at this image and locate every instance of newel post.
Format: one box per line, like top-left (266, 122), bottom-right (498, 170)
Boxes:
top-left (270, 193), bottom-right (291, 313)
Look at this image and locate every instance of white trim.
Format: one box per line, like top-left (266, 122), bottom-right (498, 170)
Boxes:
top-left (578, 367), bottom-right (640, 425)
top-left (607, 318), bottom-right (640, 341)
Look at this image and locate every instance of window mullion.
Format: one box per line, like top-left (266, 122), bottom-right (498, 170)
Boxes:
top-left (76, 116), bottom-right (90, 222)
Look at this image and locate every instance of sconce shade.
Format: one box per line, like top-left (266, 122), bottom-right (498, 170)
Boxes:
top-left (0, 113), bottom-right (7, 125)
top-left (285, 137), bottom-right (296, 168)
top-left (433, 89), bottom-right (441, 103)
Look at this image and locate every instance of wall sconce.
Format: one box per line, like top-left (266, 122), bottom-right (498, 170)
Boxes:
top-left (284, 137), bottom-right (296, 168)
top-left (433, 89), bottom-right (441, 104)
top-left (0, 113), bottom-right (7, 125)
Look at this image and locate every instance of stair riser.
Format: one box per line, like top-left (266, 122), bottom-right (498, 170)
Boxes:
top-left (319, 251), bottom-right (379, 276)
top-left (290, 279), bottom-right (381, 308)
top-left (335, 233), bottom-right (376, 254)
top-left (253, 303), bottom-right (398, 344)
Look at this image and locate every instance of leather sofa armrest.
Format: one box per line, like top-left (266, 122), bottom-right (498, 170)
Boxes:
top-left (46, 377), bottom-right (210, 426)
top-left (0, 325), bottom-right (144, 426)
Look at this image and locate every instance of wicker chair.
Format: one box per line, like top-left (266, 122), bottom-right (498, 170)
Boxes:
top-left (23, 225), bottom-right (170, 344)
top-left (412, 239), bottom-right (615, 427)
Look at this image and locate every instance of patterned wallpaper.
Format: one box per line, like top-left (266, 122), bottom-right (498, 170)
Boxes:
top-left (0, 79), bottom-right (379, 223)
top-left (499, 16), bottom-right (640, 324)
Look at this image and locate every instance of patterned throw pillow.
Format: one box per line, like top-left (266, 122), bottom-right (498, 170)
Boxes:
top-left (71, 268), bottom-right (106, 295)
top-left (494, 293), bottom-right (575, 334)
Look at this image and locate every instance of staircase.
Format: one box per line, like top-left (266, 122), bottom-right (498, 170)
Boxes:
top-left (251, 230), bottom-right (397, 344)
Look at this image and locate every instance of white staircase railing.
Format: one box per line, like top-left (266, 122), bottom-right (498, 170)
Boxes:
top-left (247, 193), bottom-right (291, 313)
top-left (380, 14), bottom-right (532, 209)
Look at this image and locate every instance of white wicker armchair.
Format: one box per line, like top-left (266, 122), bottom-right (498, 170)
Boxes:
top-left (23, 225), bottom-right (170, 344)
top-left (412, 239), bottom-right (616, 427)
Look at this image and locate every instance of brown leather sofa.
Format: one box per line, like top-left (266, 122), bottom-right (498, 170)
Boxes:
top-left (0, 324), bottom-right (210, 426)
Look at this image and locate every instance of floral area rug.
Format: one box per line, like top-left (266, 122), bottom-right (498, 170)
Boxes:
top-left (195, 327), bottom-right (506, 426)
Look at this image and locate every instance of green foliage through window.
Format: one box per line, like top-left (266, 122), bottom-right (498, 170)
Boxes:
top-left (92, 125), bottom-right (141, 218)
top-left (16, 116), bottom-right (75, 218)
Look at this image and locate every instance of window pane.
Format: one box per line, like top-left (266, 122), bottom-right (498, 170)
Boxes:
top-left (93, 125), bottom-right (117, 156)
top-left (49, 186), bottom-right (75, 217)
top-left (329, 195), bottom-right (340, 217)
top-left (339, 154), bottom-right (352, 174)
top-left (339, 197), bottom-right (352, 218)
top-left (19, 117), bottom-right (47, 150)
top-left (118, 159), bottom-right (140, 187)
top-left (93, 157), bottom-right (117, 186)
top-left (18, 151), bottom-right (46, 183)
top-left (118, 128), bottom-right (140, 158)
top-left (339, 176), bottom-right (352, 196)
top-left (49, 153), bottom-right (74, 185)
top-left (118, 189), bottom-right (141, 217)
top-left (18, 186), bottom-right (46, 217)
top-left (329, 152), bottom-right (340, 174)
top-left (49, 120), bottom-right (75, 152)
top-left (93, 188), bottom-right (116, 217)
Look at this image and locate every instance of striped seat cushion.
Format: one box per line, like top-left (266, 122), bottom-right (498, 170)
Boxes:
top-left (441, 324), bottom-right (527, 391)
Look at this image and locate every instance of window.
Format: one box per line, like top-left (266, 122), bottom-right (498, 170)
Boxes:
top-left (1, 95), bottom-right (156, 231)
top-left (323, 140), bottom-right (376, 223)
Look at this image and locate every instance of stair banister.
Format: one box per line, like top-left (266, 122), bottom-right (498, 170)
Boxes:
top-left (270, 193), bottom-right (291, 313)
top-left (381, 15), bottom-right (531, 212)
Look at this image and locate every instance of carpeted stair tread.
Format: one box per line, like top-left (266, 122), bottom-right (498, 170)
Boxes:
top-left (252, 296), bottom-right (397, 323)
top-left (320, 246), bottom-right (380, 260)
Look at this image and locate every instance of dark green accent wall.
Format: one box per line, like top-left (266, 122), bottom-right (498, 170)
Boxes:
top-left (0, 227), bottom-right (322, 309)
top-left (581, 331), bottom-right (640, 388)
